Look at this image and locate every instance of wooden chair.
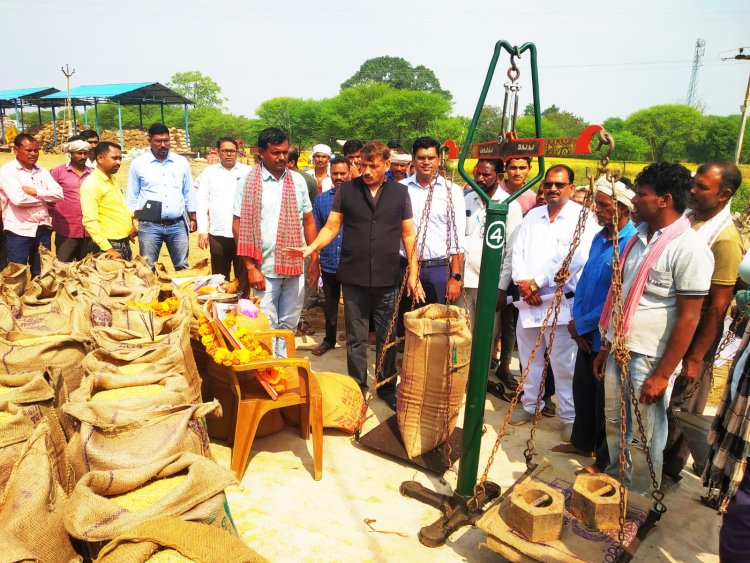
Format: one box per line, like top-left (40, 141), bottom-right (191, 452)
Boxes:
top-left (222, 329), bottom-right (323, 481)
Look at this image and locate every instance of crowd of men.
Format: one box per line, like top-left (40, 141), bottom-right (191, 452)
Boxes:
top-left (1, 124), bottom-right (749, 558)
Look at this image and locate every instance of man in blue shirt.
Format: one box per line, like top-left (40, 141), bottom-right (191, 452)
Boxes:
top-left (310, 156), bottom-right (350, 356)
top-left (126, 123), bottom-right (196, 269)
top-left (554, 178), bottom-right (637, 470)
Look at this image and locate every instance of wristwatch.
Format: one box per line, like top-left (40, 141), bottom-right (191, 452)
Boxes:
top-left (449, 272), bottom-right (462, 282)
top-left (529, 280), bottom-right (539, 293)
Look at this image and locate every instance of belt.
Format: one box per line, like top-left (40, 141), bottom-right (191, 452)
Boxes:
top-left (565, 291), bottom-right (575, 299)
top-left (143, 217), bottom-right (182, 226)
top-left (400, 257), bottom-right (448, 268)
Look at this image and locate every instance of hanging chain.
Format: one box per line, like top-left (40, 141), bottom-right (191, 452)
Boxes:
top-left (473, 134), bottom-right (612, 504)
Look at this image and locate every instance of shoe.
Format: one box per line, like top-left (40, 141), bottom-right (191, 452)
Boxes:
top-left (541, 401), bottom-right (556, 418)
top-left (510, 408), bottom-right (534, 426)
top-left (377, 390), bottom-right (397, 412)
top-left (562, 423), bottom-right (574, 443)
top-left (495, 368), bottom-right (518, 391)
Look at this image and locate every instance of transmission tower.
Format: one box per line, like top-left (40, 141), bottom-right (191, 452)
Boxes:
top-left (686, 38), bottom-right (706, 106)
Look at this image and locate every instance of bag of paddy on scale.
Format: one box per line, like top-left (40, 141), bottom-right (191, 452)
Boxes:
top-left (0, 402), bottom-right (34, 492)
top-left (65, 452), bottom-right (238, 554)
top-left (64, 399), bottom-right (219, 481)
top-left (397, 304), bottom-right (471, 459)
top-left (0, 420), bottom-right (79, 563)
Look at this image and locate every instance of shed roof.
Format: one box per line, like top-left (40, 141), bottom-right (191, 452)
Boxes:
top-left (41, 82), bottom-right (192, 105)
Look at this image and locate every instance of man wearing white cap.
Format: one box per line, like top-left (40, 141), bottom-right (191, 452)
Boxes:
top-left (553, 177), bottom-right (637, 467)
top-left (389, 150), bottom-right (411, 183)
top-left (50, 137), bottom-right (98, 261)
top-left (310, 144), bottom-right (333, 193)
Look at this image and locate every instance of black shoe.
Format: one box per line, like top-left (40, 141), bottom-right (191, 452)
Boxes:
top-left (495, 368), bottom-right (518, 391)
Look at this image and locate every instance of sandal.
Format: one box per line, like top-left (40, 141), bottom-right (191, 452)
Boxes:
top-left (297, 320), bottom-right (316, 336)
top-left (312, 341), bottom-right (334, 356)
top-left (486, 380), bottom-right (511, 402)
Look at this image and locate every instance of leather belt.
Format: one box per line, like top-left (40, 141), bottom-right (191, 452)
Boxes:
top-left (400, 257), bottom-right (448, 268)
top-left (143, 217), bottom-right (182, 226)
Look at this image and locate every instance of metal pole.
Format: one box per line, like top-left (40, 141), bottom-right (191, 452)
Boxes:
top-left (184, 103), bottom-right (190, 148)
top-left (37, 106), bottom-right (42, 127)
top-left (735, 75), bottom-right (750, 165)
top-left (94, 100), bottom-right (99, 133)
top-left (52, 105), bottom-right (57, 145)
top-left (139, 103), bottom-right (143, 130)
top-left (117, 100), bottom-right (124, 149)
top-left (20, 104), bottom-right (25, 132)
top-left (160, 103), bottom-right (165, 124)
top-left (13, 99), bottom-right (19, 130)
top-left (455, 40), bottom-right (545, 498)
top-left (72, 102), bottom-right (77, 135)
top-left (83, 104), bottom-right (89, 127)
top-left (0, 107), bottom-right (5, 144)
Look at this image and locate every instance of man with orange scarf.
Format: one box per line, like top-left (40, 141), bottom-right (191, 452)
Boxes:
top-left (232, 128), bottom-right (319, 357)
top-left (594, 162), bottom-right (714, 494)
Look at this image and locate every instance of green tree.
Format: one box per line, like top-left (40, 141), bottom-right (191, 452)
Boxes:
top-left (167, 71), bottom-right (226, 109)
top-left (340, 56), bottom-right (452, 101)
top-left (541, 104), bottom-right (587, 137)
top-left (603, 117), bottom-right (625, 134)
top-left (611, 130), bottom-right (650, 161)
top-left (187, 107), bottom-right (260, 153)
top-left (623, 104), bottom-right (702, 161)
top-left (686, 114), bottom-right (742, 162)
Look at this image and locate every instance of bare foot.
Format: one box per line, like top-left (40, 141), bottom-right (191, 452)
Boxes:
top-left (550, 443), bottom-right (595, 457)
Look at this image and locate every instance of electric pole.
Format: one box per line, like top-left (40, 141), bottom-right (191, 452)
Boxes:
top-left (61, 64), bottom-right (75, 139)
top-left (686, 38), bottom-right (706, 107)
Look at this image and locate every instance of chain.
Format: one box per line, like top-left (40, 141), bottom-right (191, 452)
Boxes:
top-left (473, 136), bottom-right (606, 503)
top-left (354, 169), bottom-right (438, 435)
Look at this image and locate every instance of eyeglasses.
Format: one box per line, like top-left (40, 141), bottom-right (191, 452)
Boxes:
top-left (541, 181), bottom-right (570, 189)
top-left (219, 149), bottom-right (237, 154)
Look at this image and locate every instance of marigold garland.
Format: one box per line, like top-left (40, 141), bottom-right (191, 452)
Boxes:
top-left (198, 314), bottom-right (286, 394)
top-left (127, 297), bottom-right (180, 317)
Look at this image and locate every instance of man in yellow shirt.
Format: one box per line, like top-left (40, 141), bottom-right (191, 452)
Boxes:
top-left (80, 142), bottom-right (137, 260)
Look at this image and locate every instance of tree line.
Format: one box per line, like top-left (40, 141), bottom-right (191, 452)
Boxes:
top-left (16, 60), bottom-right (749, 163)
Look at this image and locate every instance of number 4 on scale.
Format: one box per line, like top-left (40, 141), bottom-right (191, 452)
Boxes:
top-left (484, 220), bottom-right (505, 250)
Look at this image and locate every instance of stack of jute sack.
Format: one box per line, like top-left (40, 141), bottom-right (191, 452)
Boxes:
top-left (0, 251), bottom-right (264, 562)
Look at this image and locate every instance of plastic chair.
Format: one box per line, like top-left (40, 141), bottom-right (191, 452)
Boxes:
top-left (223, 330), bottom-right (323, 481)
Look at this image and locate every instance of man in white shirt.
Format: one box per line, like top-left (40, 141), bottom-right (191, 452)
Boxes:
top-left (465, 159), bottom-right (523, 391)
top-left (400, 136), bottom-right (466, 305)
top-left (510, 164), bottom-right (597, 441)
top-left (195, 137), bottom-right (251, 294)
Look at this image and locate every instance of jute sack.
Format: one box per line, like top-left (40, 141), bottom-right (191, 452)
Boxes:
top-left (75, 254), bottom-right (156, 301)
top-left (90, 315), bottom-right (202, 404)
top-left (312, 371), bottom-right (364, 434)
top-left (0, 262), bottom-right (31, 298)
top-left (397, 304), bottom-right (471, 459)
top-left (0, 402), bottom-right (34, 491)
top-left (0, 279), bottom-right (84, 336)
top-left (81, 345), bottom-right (191, 384)
top-left (65, 452), bottom-right (237, 543)
top-left (95, 517), bottom-right (267, 563)
top-left (476, 461), bottom-right (652, 563)
top-left (0, 420), bottom-right (79, 563)
top-left (70, 369), bottom-right (191, 410)
top-left (0, 334), bottom-right (88, 396)
top-left (0, 370), bottom-right (55, 405)
top-left (0, 529), bottom-right (39, 563)
top-left (64, 400), bottom-right (219, 479)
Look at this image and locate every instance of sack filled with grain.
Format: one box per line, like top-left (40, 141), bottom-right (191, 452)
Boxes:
top-left (0, 262), bottom-right (31, 299)
top-left (0, 402), bottom-right (34, 491)
top-left (0, 420), bottom-right (79, 563)
top-left (0, 277), bottom-right (84, 337)
top-left (76, 253), bottom-right (156, 301)
top-left (95, 517), bottom-right (267, 563)
top-left (65, 452), bottom-right (237, 545)
top-left (397, 304), bottom-right (471, 459)
top-left (64, 400), bottom-right (219, 479)
top-left (311, 371), bottom-right (364, 434)
top-left (0, 333), bottom-right (88, 395)
top-left (0, 370), bottom-right (55, 406)
top-left (90, 319), bottom-right (202, 404)
top-left (68, 370), bottom-right (191, 424)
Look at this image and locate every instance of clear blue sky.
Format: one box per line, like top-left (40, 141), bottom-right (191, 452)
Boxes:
top-left (2, 0), bottom-right (748, 124)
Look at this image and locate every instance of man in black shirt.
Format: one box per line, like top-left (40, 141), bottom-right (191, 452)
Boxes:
top-left (287, 141), bottom-right (424, 410)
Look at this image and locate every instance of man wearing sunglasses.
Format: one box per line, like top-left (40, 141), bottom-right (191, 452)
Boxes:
top-left (509, 164), bottom-right (597, 443)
